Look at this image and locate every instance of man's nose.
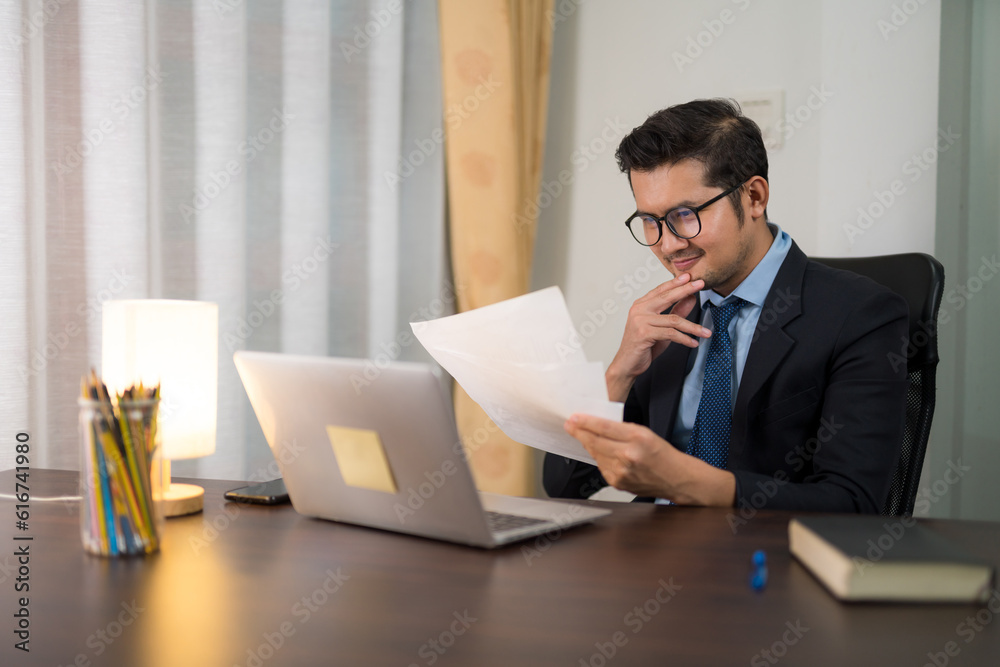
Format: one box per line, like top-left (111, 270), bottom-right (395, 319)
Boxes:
top-left (656, 226), bottom-right (688, 255)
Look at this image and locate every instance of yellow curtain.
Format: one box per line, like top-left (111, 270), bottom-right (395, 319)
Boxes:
top-left (437, 0), bottom-right (554, 495)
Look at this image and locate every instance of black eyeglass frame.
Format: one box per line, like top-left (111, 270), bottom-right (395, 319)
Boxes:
top-left (624, 180), bottom-right (748, 246)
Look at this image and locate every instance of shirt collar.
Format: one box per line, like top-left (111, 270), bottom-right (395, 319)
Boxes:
top-left (700, 223), bottom-right (792, 309)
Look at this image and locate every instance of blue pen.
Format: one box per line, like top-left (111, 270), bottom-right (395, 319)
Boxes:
top-left (750, 549), bottom-right (767, 591)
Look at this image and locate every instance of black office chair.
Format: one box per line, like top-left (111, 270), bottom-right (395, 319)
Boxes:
top-left (812, 253), bottom-right (945, 516)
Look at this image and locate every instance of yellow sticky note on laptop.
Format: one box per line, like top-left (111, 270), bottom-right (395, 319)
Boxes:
top-left (326, 426), bottom-right (399, 494)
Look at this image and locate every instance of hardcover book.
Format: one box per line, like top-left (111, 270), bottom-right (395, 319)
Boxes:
top-left (789, 516), bottom-right (995, 602)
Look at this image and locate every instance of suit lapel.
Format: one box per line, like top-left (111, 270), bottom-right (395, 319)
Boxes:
top-left (729, 243), bottom-right (807, 456)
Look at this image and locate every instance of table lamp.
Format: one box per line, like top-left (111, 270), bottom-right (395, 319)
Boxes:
top-left (102, 300), bottom-right (219, 517)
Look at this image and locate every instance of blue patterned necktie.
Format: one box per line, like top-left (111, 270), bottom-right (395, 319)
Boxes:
top-left (687, 298), bottom-right (747, 469)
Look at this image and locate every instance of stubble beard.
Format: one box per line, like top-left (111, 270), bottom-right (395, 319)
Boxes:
top-left (685, 229), bottom-right (756, 294)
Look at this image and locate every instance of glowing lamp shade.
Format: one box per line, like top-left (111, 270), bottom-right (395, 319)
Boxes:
top-left (102, 300), bottom-right (219, 516)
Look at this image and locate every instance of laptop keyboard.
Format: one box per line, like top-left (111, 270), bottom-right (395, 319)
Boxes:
top-left (485, 511), bottom-right (550, 533)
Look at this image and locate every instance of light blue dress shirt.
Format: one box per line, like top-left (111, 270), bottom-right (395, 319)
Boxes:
top-left (654, 224), bottom-right (791, 505)
top-left (671, 223), bottom-right (792, 451)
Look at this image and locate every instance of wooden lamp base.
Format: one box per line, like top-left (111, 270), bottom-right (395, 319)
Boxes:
top-left (162, 482), bottom-right (204, 517)
top-left (153, 459), bottom-right (205, 517)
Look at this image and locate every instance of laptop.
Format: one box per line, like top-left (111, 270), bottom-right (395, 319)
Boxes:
top-left (233, 351), bottom-right (610, 548)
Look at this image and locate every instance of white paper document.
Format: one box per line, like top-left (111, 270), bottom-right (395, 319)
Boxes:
top-left (411, 287), bottom-right (624, 465)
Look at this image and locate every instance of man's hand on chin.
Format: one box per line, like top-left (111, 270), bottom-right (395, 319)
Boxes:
top-left (564, 414), bottom-right (737, 507)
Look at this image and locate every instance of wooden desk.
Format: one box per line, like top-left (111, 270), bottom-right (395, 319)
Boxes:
top-left (3, 469), bottom-right (999, 666)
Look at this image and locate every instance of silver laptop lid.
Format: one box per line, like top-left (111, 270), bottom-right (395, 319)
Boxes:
top-left (233, 351), bottom-right (495, 547)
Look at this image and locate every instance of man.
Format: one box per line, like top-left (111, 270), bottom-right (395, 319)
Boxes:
top-left (544, 99), bottom-right (908, 513)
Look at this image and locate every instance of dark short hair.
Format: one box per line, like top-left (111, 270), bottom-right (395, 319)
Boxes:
top-left (615, 99), bottom-right (768, 220)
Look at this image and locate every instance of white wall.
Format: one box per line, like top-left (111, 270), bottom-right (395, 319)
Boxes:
top-left (533, 0), bottom-right (942, 368)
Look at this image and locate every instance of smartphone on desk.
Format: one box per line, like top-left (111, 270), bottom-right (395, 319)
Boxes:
top-left (224, 478), bottom-right (290, 505)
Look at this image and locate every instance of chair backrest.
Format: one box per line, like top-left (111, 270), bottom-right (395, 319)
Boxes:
top-left (812, 253), bottom-right (945, 516)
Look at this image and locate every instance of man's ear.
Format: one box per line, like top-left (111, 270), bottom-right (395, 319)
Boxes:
top-left (746, 176), bottom-right (768, 220)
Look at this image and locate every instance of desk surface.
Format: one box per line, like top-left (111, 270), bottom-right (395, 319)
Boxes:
top-left (2, 469), bottom-right (1000, 667)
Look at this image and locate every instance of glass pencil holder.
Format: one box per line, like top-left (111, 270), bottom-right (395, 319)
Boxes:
top-left (78, 397), bottom-right (163, 557)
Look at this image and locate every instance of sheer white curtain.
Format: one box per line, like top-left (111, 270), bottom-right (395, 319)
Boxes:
top-left (0, 0), bottom-right (447, 480)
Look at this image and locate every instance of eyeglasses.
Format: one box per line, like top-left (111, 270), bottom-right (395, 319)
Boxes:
top-left (624, 180), bottom-right (747, 246)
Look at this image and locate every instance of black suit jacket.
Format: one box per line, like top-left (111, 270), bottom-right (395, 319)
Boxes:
top-left (543, 242), bottom-right (909, 513)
